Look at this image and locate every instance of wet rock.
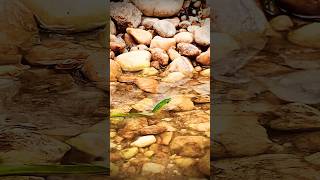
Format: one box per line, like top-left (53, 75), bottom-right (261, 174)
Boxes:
top-left (153, 20), bottom-right (176, 38)
top-left (110, 59), bottom-right (122, 82)
top-left (212, 0), bottom-right (268, 47)
top-left (20, 0), bottom-right (106, 33)
top-left (259, 70), bottom-right (320, 104)
top-left (165, 95), bottom-right (194, 111)
top-left (66, 132), bottom-right (106, 157)
top-left (110, 19), bottom-right (116, 34)
top-left (140, 125), bottom-right (166, 135)
top-left (141, 162), bottom-right (165, 175)
top-left (150, 48), bottom-right (169, 65)
top-left (0, 0), bottom-right (39, 64)
top-left (131, 0), bottom-right (184, 17)
top-left (213, 115), bottom-right (272, 158)
top-left (116, 50), bottom-right (151, 72)
top-left (81, 52), bottom-right (107, 89)
top-left (213, 154), bottom-right (320, 179)
top-left (1, 177), bottom-right (44, 180)
top-left (268, 103), bottom-right (320, 131)
top-left (196, 47), bottom-right (210, 65)
top-left (110, 2), bottom-right (142, 30)
top-left (141, 17), bottom-right (159, 29)
top-left (270, 15), bottom-right (294, 31)
top-left (0, 128), bottom-right (70, 164)
top-left (288, 23), bottom-right (320, 48)
top-left (120, 147), bottom-right (139, 159)
top-left (177, 42), bottom-right (201, 57)
top-left (150, 36), bottom-right (176, 51)
top-left (0, 65), bottom-right (23, 77)
top-left (162, 72), bottom-right (186, 83)
top-left (165, 56), bottom-right (194, 77)
top-left (174, 32), bottom-right (194, 44)
top-left (131, 135), bottom-right (157, 147)
top-left (293, 132), bottom-right (320, 153)
top-left (25, 40), bottom-right (90, 65)
top-left (194, 25), bottom-right (210, 46)
top-left (0, 78), bottom-right (20, 106)
top-left (212, 32), bottom-right (239, 60)
top-left (126, 28), bottom-right (153, 45)
top-left (305, 152), bottom-right (320, 166)
top-left (0, 45), bottom-right (22, 65)
top-left (170, 136), bottom-right (210, 157)
top-left (134, 77), bottom-right (159, 93)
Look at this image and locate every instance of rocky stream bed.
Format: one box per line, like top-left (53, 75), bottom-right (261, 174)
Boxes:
top-left (2, 0), bottom-right (320, 179)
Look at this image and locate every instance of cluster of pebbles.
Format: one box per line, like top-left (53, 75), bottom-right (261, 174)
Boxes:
top-left (109, 0), bottom-right (210, 179)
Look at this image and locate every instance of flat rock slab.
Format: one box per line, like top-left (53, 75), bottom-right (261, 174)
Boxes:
top-left (213, 154), bottom-right (320, 179)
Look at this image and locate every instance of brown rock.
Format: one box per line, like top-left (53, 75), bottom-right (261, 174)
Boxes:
top-left (110, 2), bottom-right (142, 30)
top-left (140, 125), bottom-right (166, 135)
top-left (150, 48), bottom-right (169, 65)
top-left (177, 42), bottom-right (201, 57)
top-left (196, 47), bottom-right (210, 65)
top-left (126, 28), bottom-right (153, 45)
top-left (170, 136), bottom-right (210, 157)
top-left (135, 78), bottom-right (159, 93)
top-left (110, 59), bottom-right (122, 82)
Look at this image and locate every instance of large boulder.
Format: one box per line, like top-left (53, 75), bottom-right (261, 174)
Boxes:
top-left (131, 0), bottom-right (184, 17)
top-left (20, 0), bottom-right (107, 33)
top-left (0, 0), bottom-right (39, 65)
top-left (110, 2), bottom-right (142, 30)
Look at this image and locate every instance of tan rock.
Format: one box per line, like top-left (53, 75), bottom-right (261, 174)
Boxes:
top-left (110, 19), bottom-right (116, 34)
top-left (141, 67), bottom-right (158, 76)
top-left (141, 162), bottom-right (165, 175)
top-left (135, 77), bottom-right (159, 93)
top-left (126, 28), bottom-right (153, 45)
top-left (132, 98), bottom-right (154, 112)
top-left (141, 17), bottom-right (159, 29)
top-left (116, 50), bottom-right (151, 71)
top-left (174, 32), bottom-right (193, 43)
top-left (160, 131), bottom-right (173, 145)
top-left (120, 147), bottom-right (139, 159)
top-left (153, 20), bottom-right (176, 38)
top-left (150, 36), bottom-right (176, 51)
top-left (82, 53), bottom-right (107, 88)
top-left (162, 72), bottom-right (186, 83)
top-left (196, 47), bottom-right (210, 65)
top-left (200, 69), bottom-right (210, 77)
top-left (167, 47), bottom-right (181, 60)
top-left (165, 56), bottom-right (194, 77)
top-left (165, 95), bottom-right (194, 111)
top-left (194, 25), bottom-right (210, 46)
top-left (110, 1), bottom-right (142, 30)
top-left (170, 136), bottom-right (210, 157)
